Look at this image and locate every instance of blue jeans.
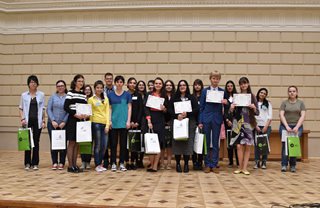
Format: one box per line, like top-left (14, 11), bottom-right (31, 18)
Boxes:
top-left (203, 121), bottom-right (221, 168)
top-left (254, 126), bottom-right (271, 162)
top-left (279, 124), bottom-right (303, 167)
top-left (47, 122), bottom-right (66, 165)
top-left (92, 122), bottom-right (108, 167)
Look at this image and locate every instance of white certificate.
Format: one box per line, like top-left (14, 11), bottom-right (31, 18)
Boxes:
top-left (76, 103), bottom-right (92, 115)
top-left (206, 90), bottom-right (224, 103)
top-left (174, 100), bottom-right (192, 114)
top-left (146, 95), bottom-right (165, 110)
top-left (233, 94), bottom-right (251, 107)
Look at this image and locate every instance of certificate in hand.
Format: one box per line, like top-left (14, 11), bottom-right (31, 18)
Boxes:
top-left (146, 95), bottom-right (165, 110)
top-left (233, 94), bottom-right (251, 107)
top-left (174, 100), bottom-right (192, 114)
top-left (206, 90), bottom-right (224, 103)
top-left (76, 103), bottom-right (92, 115)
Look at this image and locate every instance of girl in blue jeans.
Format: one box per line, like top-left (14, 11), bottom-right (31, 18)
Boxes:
top-left (279, 86), bottom-right (306, 173)
top-left (88, 80), bottom-right (110, 172)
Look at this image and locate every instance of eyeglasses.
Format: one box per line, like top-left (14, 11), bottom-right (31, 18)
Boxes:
top-left (56, 85), bottom-right (65, 88)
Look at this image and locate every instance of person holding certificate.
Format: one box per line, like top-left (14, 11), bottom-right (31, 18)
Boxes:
top-left (47, 80), bottom-right (68, 170)
top-left (169, 80), bottom-right (198, 173)
top-left (145, 77), bottom-right (168, 172)
top-left (279, 86), bottom-right (306, 173)
top-left (223, 80), bottom-right (239, 168)
top-left (64, 74), bottom-right (89, 173)
top-left (198, 71), bottom-right (227, 174)
top-left (88, 80), bottom-right (110, 172)
top-left (229, 77), bottom-right (259, 175)
top-left (191, 79), bottom-right (204, 170)
top-left (108, 76), bottom-right (132, 172)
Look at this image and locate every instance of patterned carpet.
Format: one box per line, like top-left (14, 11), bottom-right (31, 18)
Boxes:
top-left (0, 151), bottom-right (319, 208)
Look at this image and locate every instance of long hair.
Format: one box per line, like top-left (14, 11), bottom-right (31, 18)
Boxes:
top-left (127, 77), bottom-right (137, 91)
top-left (225, 80), bottom-right (237, 96)
top-left (55, 80), bottom-right (68, 94)
top-left (84, 84), bottom-right (93, 99)
top-left (70, 74), bottom-right (84, 91)
top-left (175, 80), bottom-right (191, 98)
top-left (192, 79), bottom-right (203, 95)
top-left (153, 77), bottom-right (166, 98)
top-left (256, 88), bottom-right (269, 109)
top-left (238, 77), bottom-right (256, 127)
top-left (164, 80), bottom-right (176, 99)
top-left (136, 80), bottom-right (147, 97)
top-left (94, 80), bottom-right (105, 104)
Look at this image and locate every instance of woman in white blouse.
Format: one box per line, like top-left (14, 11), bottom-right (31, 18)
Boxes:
top-left (254, 88), bottom-right (272, 169)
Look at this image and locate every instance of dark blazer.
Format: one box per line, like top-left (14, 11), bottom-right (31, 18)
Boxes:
top-left (130, 91), bottom-right (143, 126)
top-left (199, 87), bottom-right (226, 125)
top-left (168, 94), bottom-right (199, 121)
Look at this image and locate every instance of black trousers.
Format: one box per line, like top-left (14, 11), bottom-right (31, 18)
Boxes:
top-left (25, 119), bottom-right (42, 166)
top-left (110, 128), bottom-right (127, 164)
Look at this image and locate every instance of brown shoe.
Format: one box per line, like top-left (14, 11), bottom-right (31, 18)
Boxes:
top-left (212, 167), bottom-right (219, 174)
top-left (204, 167), bottom-right (211, 173)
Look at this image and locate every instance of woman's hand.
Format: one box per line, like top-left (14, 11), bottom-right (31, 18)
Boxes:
top-left (148, 120), bottom-right (153, 130)
top-left (160, 104), bottom-right (166, 112)
top-left (292, 126), bottom-right (299, 134)
top-left (230, 103), bottom-right (236, 112)
top-left (59, 122), bottom-right (66, 129)
top-left (21, 119), bottom-right (27, 127)
top-left (198, 123), bottom-right (203, 129)
top-left (105, 127), bottom-right (109, 134)
top-left (178, 114), bottom-right (183, 121)
top-left (248, 104), bottom-right (256, 111)
top-left (52, 121), bottom-right (59, 129)
top-left (126, 121), bottom-right (131, 129)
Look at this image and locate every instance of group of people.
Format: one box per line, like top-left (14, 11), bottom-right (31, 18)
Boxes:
top-left (18, 71), bottom-right (306, 175)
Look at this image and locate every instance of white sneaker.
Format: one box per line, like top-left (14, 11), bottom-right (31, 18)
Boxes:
top-left (33, 165), bottom-right (39, 170)
top-left (111, 163), bottom-right (117, 172)
top-left (80, 162), bottom-right (86, 169)
top-left (95, 166), bottom-right (103, 172)
top-left (100, 165), bottom-right (107, 171)
top-left (119, 163), bottom-right (127, 172)
top-left (86, 162), bottom-right (91, 170)
top-left (25, 164), bottom-right (30, 171)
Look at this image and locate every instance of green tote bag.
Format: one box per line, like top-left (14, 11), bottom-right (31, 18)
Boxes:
top-left (287, 136), bottom-right (301, 157)
top-left (17, 128), bottom-right (30, 151)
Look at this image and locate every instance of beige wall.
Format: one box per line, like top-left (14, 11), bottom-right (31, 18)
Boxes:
top-left (0, 31), bottom-right (319, 157)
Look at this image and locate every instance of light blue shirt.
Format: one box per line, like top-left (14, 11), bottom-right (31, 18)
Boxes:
top-left (19, 90), bottom-right (45, 129)
top-left (47, 93), bottom-right (69, 124)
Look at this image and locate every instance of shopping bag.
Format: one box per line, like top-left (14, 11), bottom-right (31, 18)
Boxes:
top-left (194, 127), bottom-right (204, 154)
top-left (79, 142), bottom-right (92, 154)
top-left (76, 121), bottom-right (92, 143)
top-left (17, 128), bottom-right (30, 151)
top-left (256, 134), bottom-right (269, 155)
top-left (127, 129), bottom-right (141, 152)
top-left (173, 118), bottom-right (189, 141)
top-left (287, 136), bottom-right (301, 157)
top-left (51, 130), bottom-right (66, 150)
top-left (144, 132), bottom-right (161, 154)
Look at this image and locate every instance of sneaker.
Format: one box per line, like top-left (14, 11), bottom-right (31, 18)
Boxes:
top-left (95, 166), bottom-right (103, 172)
top-left (281, 166), bottom-right (287, 172)
top-left (100, 166), bottom-right (107, 171)
top-left (52, 163), bottom-right (58, 170)
top-left (25, 164), bottom-right (30, 171)
top-left (58, 164), bottom-right (64, 170)
top-left (80, 162), bottom-right (86, 170)
top-left (290, 166), bottom-right (296, 173)
top-left (160, 164), bottom-right (165, 170)
top-left (86, 163), bottom-right (91, 170)
top-left (33, 165), bottom-right (39, 170)
top-left (111, 163), bottom-right (117, 172)
top-left (261, 161), bottom-right (267, 169)
top-left (254, 161), bottom-right (260, 169)
top-left (119, 163), bottom-right (127, 172)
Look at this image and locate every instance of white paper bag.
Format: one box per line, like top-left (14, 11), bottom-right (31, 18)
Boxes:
top-left (76, 121), bottom-right (92, 143)
top-left (28, 127), bottom-right (35, 148)
top-left (174, 100), bottom-right (192, 114)
top-left (51, 130), bottom-right (66, 150)
top-left (233, 94), bottom-right (251, 106)
top-left (146, 95), bottom-right (165, 110)
top-left (173, 118), bottom-right (189, 140)
top-left (194, 127), bottom-right (204, 154)
top-left (76, 103), bottom-right (92, 115)
top-left (206, 90), bottom-right (224, 103)
top-left (144, 133), bottom-right (161, 154)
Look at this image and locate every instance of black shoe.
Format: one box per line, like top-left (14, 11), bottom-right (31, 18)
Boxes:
top-left (193, 162), bottom-right (198, 170)
top-left (131, 163), bottom-right (137, 170)
top-left (126, 163), bottom-right (131, 170)
top-left (74, 166), bottom-right (83, 173)
top-left (176, 164), bottom-right (182, 173)
top-left (183, 164), bottom-right (189, 173)
top-left (137, 161), bottom-right (144, 168)
top-left (67, 167), bottom-right (75, 173)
